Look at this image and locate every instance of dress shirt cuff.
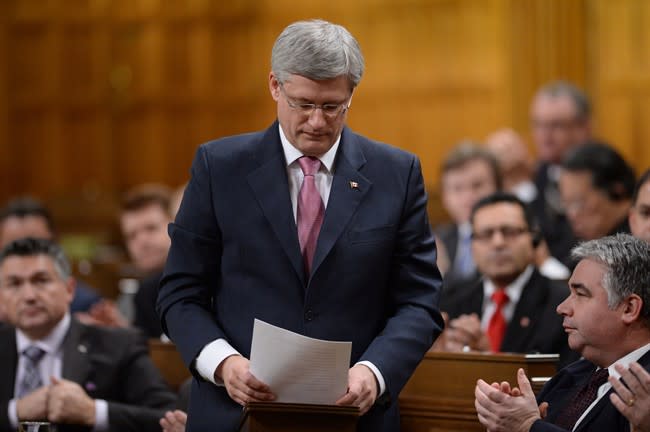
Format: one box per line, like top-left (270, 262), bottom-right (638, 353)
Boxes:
top-left (8, 399), bottom-right (18, 429)
top-left (92, 399), bottom-right (109, 431)
top-left (196, 338), bottom-right (241, 385)
top-left (356, 361), bottom-right (386, 397)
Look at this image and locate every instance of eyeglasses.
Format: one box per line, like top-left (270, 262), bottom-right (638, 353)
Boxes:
top-left (471, 226), bottom-right (530, 242)
top-left (279, 83), bottom-right (351, 118)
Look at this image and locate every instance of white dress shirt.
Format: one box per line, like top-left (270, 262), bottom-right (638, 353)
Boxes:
top-left (9, 313), bottom-right (109, 431)
top-left (196, 123), bottom-right (386, 397)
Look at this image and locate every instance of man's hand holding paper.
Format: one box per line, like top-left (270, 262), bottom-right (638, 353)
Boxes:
top-left (218, 355), bottom-right (276, 406)
top-left (335, 364), bottom-right (378, 415)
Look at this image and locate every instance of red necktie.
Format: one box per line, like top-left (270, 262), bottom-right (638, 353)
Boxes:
top-left (487, 289), bottom-right (509, 352)
top-left (297, 156), bottom-right (324, 275)
top-left (554, 367), bottom-right (609, 430)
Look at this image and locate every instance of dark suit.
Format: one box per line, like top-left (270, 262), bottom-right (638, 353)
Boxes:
top-left (532, 163), bottom-right (577, 267)
top-left (434, 223), bottom-right (481, 300)
top-left (441, 269), bottom-right (576, 367)
top-left (134, 272), bottom-right (164, 338)
top-left (70, 280), bottom-right (101, 313)
top-left (0, 319), bottom-right (177, 432)
top-left (158, 122), bottom-right (444, 432)
top-left (530, 350), bottom-right (650, 431)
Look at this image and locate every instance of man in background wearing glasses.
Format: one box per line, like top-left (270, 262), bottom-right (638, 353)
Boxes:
top-left (157, 19), bottom-right (444, 432)
top-left (434, 192), bottom-right (575, 368)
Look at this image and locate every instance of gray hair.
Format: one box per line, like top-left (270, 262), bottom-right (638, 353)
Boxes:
top-left (536, 80), bottom-right (591, 120)
top-left (0, 237), bottom-right (71, 280)
top-left (271, 19), bottom-right (365, 89)
top-left (571, 233), bottom-right (650, 326)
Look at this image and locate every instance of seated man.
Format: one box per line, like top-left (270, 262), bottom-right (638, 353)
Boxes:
top-left (435, 142), bottom-right (501, 285)
top-left (559, 141), bottom-right (635, 242)
top-left (120, 184), bottom-right (173, 338)
top-left (474, 233), bottom-right (650, 432)
top-left (0, 238), bottom-right (177, 432)
top-left (436, 192), bottom-right (574, 367)
top-left (630, 169), bottom-right (650, 244)
top-left (0, 197), bottom-right (101, 314)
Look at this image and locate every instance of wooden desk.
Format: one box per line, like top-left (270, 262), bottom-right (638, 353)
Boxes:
top-left (148, 339), bottom-right (191, 391)
top-left (399, 351), bottom-right (558, 432)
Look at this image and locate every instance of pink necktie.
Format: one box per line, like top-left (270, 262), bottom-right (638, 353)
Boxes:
top-left (297, 156), bottom-right (324, 275)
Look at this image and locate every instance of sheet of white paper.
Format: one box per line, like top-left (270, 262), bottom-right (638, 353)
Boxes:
top-left (249, 319), bottom-right (352, 405)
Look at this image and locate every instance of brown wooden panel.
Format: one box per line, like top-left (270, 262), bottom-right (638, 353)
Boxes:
top-left (2, 0), bottom-right (649, 231)
top-left (8, 22), bottom-right (56, 106)
top-left (112, 107), bottom-right (166, 188)
top-left (0, 3), bottom-right (9, 202)
top-left (60, 107), bottom-right (114, 190)
top-left (587, 0), bottom-right (650, 173)
top-left (7, 108), bottom-right (65, 196)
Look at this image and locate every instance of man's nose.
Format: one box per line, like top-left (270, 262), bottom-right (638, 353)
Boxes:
top-left (307, 107), bottom-right (327, 128)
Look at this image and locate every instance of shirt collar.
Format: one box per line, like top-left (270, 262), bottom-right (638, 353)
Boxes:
top-left (483, 265), bottom-right (535, 305)
top-left (458, 222), bottom-right (472, 238)
top-left (278, 124), bottom-right (339, 173)
top-left (16, 312), bottom-right (71, 355)
top-left (608, 341), bottom-right (650, 379)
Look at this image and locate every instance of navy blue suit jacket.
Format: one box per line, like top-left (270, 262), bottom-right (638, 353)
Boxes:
top-left (157, 123), bottom-right (444, 432)
top-left (530, 350), bottom-right (650, 431)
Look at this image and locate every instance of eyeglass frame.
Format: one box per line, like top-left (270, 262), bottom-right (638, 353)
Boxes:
top-left (471, 225), bottom-right (532, 242)
top-left (278, 82), bottom-right (352, 118)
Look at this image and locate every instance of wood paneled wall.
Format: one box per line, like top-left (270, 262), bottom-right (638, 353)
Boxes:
top-left (0, 0), bottom-right (648, 233)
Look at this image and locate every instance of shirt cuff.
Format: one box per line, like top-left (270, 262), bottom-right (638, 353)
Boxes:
top-left (356, 361), bottom-right (386, 397)
top-left (8, 399), bottom-right (18, 429)
top-left (196, 339), bottom-right (241, 385)
top-left (92, 399), bottom-right (109, 431)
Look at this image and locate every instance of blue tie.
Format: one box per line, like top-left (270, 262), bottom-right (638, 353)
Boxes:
top-left (17, 346), bottom-right (46, 398)
top-left (454, 230), bottom-right (474, 276)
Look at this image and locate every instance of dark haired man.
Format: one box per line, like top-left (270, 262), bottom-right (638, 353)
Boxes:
top-left (437, 192), bottom-right (574, 366)
top-left (0, 197), bottom-right (101, 315)
top-left (629, 169), bottom-right (650, 244)
top-left (559, 141), bottom-right (635, 242)
top-left (0, 238), bottom-right (177, 431)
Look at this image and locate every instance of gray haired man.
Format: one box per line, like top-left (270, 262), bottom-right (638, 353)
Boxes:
top-left (474, 233), bottom-right (650, 432)
top-left (157, 19), bottom-right (443, 432)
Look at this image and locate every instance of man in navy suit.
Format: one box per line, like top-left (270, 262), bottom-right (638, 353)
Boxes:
top-left (157, 19), bottom-right (444, 432)
top-left (474, 233), bottom-right (650, 432)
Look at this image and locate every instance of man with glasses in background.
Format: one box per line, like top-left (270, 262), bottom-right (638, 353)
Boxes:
top-left (435, 192), bottom-right (575, 367)
top-left (157, 19), bottom-right (443, 432)
top-left (559, 141), bottom-right (635, 243)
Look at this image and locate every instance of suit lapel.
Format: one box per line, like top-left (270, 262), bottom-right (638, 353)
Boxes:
top-left (246, 123), bottom-right (305, 285)
top-left (502, 270), bottom-right (544, 351)
top-left (61, 320), bottom-right (91, 385)
top-left (576, 351), bottom-right (650, 431)
top-left (0, 328), bottom-right (18, 401)
top-left (310, 129), bottom-right (370, 279)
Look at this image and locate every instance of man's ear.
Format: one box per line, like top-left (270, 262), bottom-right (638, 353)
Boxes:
top-left (269, 72), bottom-right (280, 101)
top-left (66, 276), bottom-right (77, 302)
top-left (621, 293), bottom-right (643, 324)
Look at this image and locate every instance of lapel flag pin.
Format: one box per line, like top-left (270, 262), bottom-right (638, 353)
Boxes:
top-left (349, 181), bottom-right (359, 190)
top-left (520, 316), bottom-right (530, 328)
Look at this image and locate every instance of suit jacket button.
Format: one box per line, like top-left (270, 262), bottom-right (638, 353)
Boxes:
top-left (304, 310), bottom-right (314, 321)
